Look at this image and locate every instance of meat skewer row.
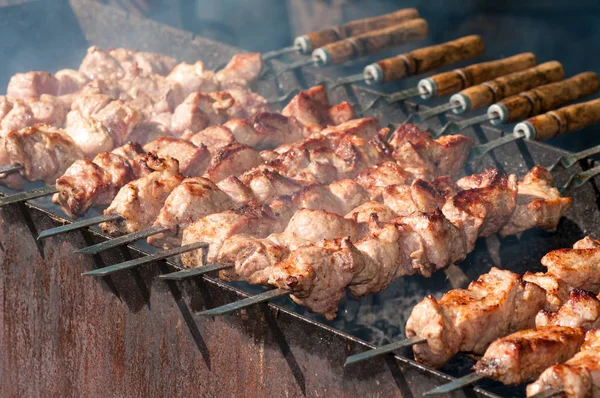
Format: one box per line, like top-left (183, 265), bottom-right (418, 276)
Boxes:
top-left (80, 122), bottom-right (472, 277)
top-left (179, 165), bottom-right (569, 320)
top-left (347, 235), bottom-right (600, 392)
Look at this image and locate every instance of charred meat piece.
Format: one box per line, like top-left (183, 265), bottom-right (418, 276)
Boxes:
top-left (143, 136), bottom-right (210, 177)
top-left (100, 156), bottom-right (184, 236)
top-left (542, 239), bottom-right (600, 292)
top-left (474, 326), bottom-right (585, 385)
top-left (536, 289), bottom-right (600, 330)
top-left (527, 329), bottom-right (600, 398)
top-left (523, 271), bottom-right (571, 312)
top-left (111, 142), bottom-right (152, 178)
top-left (225, 88), bottom-right (269, 118)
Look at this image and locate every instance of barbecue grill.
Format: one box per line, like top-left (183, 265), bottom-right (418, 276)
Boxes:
top-left (2, 1), bottom-right (600, 397)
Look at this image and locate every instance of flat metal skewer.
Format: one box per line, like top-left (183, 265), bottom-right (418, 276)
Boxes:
top-left (548, 144), bottom-right (600, 171)
top-left (413, 102), bottom-right (459, 123)
top-left (0, 185), bottom-right (58, 207)
top-left (359, 86), bottom-right (423, 116)
top-left (468, 132), bottom-right (525, 160)
top-left (0, 164), bottom-right (23, 174)
top-left (37, 213), bottom-right (123, 240)
top-left (558, 164), bottom-right (600, 193)
top-left (527, 388), bottom-right (564, 398)
top-left (76, 224), bottom-right (170, 255)
top-left (429, 113), bottom-right (494, 138)
top-left (423, 373), bottom-right (487, 396)
top-left (199, 288), bottom-right (291, 316)
top-left (344, 336), bottom-right (427, 367)
top-left (273, 58), bottom-right (318, 78)
top-left (262, 45), bottom-right (299, 61)
top-left (82, 241), bottom-right (208, 277)
top-left (159, 262), bottom-right (233, 280)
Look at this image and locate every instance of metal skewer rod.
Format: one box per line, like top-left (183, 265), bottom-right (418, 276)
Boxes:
top-left (0, 185), bottom-right (58, 207)
top-left (37, 213), bottom-right (122, 241)
top-left (0, 164), bottom-right (23, 174)
top-left (423, 373), bottom-right (487, 396)
top-left (548, 143), bottom-right (600, 171)
top-left (159, 262), bottom-right (233, 280)
top-left (344, 336), bottom-right (427, 367)
top-left (82, 241), bottom-right (208, 277)
top-left (558, 164), bottom-right (600, 193)
top-left (76, 224), bottom-right (170, 255)
top-left (261, 45), bottom-right (299, 61)
top-left (199, 288), bottom-right (291, 317)
top-left (429, 113), bottom-right (493, 138)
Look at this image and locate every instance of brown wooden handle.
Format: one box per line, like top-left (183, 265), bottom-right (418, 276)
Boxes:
top-left (517, 98), bottom-right (600, 140)
top-left (373, 35), bottom-right (483, 83)
top-left (301, 8), bottom-right (420, 52)
top-left (420, 53), bottom-right (537, 98)
top-left (494, 72), bottom-right (600, 124)
top-left (314, 18), bottom-right (429, 66)
top-left (455, 61), bottom-right (564, 111)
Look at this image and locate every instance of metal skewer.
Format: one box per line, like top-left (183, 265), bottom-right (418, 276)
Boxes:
top-left (0, 164), bottom-right (23, 175)
top-left (76, 224), bottom-right (170, 255)
top-left (199, 288), bottom-right (291, 317)
top-left (344, 336), bottom-right (427, 367)
top-left (159, 262), bottom-right (232, 280)
top-left (423, 373), bottom-right (487, 396)
top-left (0, 185), bottom-right (58, 207)
top-left (37, 213), bottom-right (122, 240)
top-left (82, 241), bottom-right (208, 277)
top-left (548, 143), bottom-right (600, 171)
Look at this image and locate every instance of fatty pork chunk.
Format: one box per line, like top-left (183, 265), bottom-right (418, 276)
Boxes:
top-left (405, 268), bottom-right (547, 368)
top-left (388, 123), bottom-right (473, 180)
top-left (203, 143), bottom-right (263, 183)
top-left (118, 68), bottom-right (185, 115)
top-left (170, 91), bottom-right (235, 136)
top-left (52, 142), bottom-right (152, 218)
top-left (282, 85), bottom-right (355, 134)
top-left (108, 48), bottom-right (177, 77)
top-left (147, 177), bottom-right (234, 249)
top-left (0, 95), bottom-right (69, 132)
top-left (180, 202), bottom-right (281, 266)
top-left (166, 61), bottom-right (219, 98)
top-left (143, 137), bottom-right (210, 177)
top-left (542, 237), bottom-right (600, 292)
top-left (523, 271), bottom-right (570, 312)
top-left (474, 326), bottom-right (585, 385)
top-left (536, 289), bottom-right (600, 330)
top-left (6, 69), bottom-right (87, 100)
top-left (500, 166), bottom-right (572, 236)
top-left (527, 329), bottom-right (600, 398)
top-left (79, 46), bottom-right (125, 80)
top-left (214, 53), bottom-right (263, 89)
top-left (2, 124), bottom-right (83, 186)
top-left (99, 155), bottom-right (184, 236)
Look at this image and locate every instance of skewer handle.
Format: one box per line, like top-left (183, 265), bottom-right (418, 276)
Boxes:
top-left (515, 98), bottom-right (600, 141)
top-left (313, 18), bottom-right (428, 66)
top-left (295, 8), bottom-right (420, 54)
top-left (418, 52), bottom-right (537, 99)
top-left (489, 72), bottom-right (600, 124)
top-left (365, 35), bottom-right (484, 83)
top-left (450, 61), bottom-right (564, 113)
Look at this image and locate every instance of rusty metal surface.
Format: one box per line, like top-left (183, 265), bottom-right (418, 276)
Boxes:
top-left (1, 1), bottom-right (600, 397)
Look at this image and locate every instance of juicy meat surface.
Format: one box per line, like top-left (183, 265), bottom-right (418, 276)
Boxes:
top-left (523, 271), bottom-right (570, 312)
top-left (542, 242), bottom-right (600, 292)
top-left (536, 289), bottom-right (600, 330)
top-left (189, 125), bottom-right (235, 154)
top-left (100, 156), bottom-right (184, 236)
top-left (111, 142), bottom-right (152, 178)
top-left (64, 110), bottom-right (114, 158)
top-left (204, 143), bottom-right (263, 182)
top-left (7, 71), bottom-right (59, 100)
top-left (166, 61), bottom-right (219, 97)
top-left (214, 53), bottom-right (263, 88)
top-left (148, 177), bottom-right (234, 248)
top-left (223, 113), bottom-right (305, 150)
top-left (170, 91), bottom-right (234, 135)
top-left (527, 329), bottom-right (600, 398)
top-left (405, 268), bottom-right (547, 368)
top-left (79, 46), bottom-right (125, 80)
top-left (1, 100), bottom-right (36, 132)
top-left (474, 326), bottom-right (585, 385)
top-left (143, 137), bottom-right (210, 177)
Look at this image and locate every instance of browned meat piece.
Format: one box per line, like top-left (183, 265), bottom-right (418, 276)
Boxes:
top-left (319, 118), bottom-right (380, 143)
top-left (180, 203), bottom-right (280, 264)
top-left (355, 161), bottom-right (413, 199)
top-left (443, 169), bottom-right (518, 251)
top-left (536, 289), bottom-right (600, 330)
top-left (148, 177), bottom-right (234, 248)
top-left (119, 72), bottom-right (184, 115)
top-left (167, 61), bottom-right (219, 97)
top-left (93, 100), bottom-right (142, 144)
top-left (523, 272), bottom-right (570, 312)
top-left (216, 176), bottom-right (254, 205)
top-left (143, 137), bottom-right (210, 177)
top-left (282, 85), bottom-right (331, 133)
top-left (131, 51), bottom-right (178, 77)
top-left (500, 166), bottom-right (572, 237)
top-left (204, 143), bottom-right (263, 182)
top-left (474, 326), bottom-right (585, 385)
top-left (79, 46), bottom-right (125, 80)
top-left (64, 111), bottom-right (113, 158)
top-left (527, 329), bottom-right (600, 398)
top-left (100, 156), bottom-right (184, 236)
top-left (53, 152), bottom-right (134, 218)
top-left (542, 244), bottom-right (600, 292)
top-left (382, 177), bottom-right (452, 217)
top-left (3, 124), bottom-right (84, 184)
top-left (171, 92), bottom-right (234, 135)
top-left (224, 113), bottom-right (305, 150)
top-left (345, 201), bottom-right (396, 224)
top-left (127, 122), bottom-right (169, 145)
top-left (54, 69), bottom-right (89, 96)
top-left (328, 102), bottom-right (356, 125)
top-left (327, 179), bottom-right (371, 214)
top-left (225, 89), bottom-right (269, 118)
top-left (111, 142), bottom-right (152, 178)
top-left (269, 238), bottom-right (365, 320)
top-left (7, 71), bottom-right (59, 100)
top-left (0, 100), bottom-right (36, 132)
top-left (238, 167), bottom-right (302, 203)
top-left (189, 125), bottom-right (236, 154)
top-left (573, 236), bottom-right (600, 249)
top-left (0, 131), bottom-right (28, 189)
top-left (214, 53), bottom-right (263, 88)
top-left (71, 93), bottom-right (112, 117)
top-left (405, 268), bottom-right (547, 368)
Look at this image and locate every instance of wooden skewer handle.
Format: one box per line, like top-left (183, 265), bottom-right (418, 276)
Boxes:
top-left (418, 53), bottom-right (537, 99)
top-left (296, 8), bottom-right (420, 53)
top-left (452, 61), bottom-right (565, 112)
top-left (516, 98), bottom-right (600, 141)
top-left (368, 35), bottom-right (484, 83)
top-left (313, 18), bottom-right (428, 66)
top-left (490, 72), bottom-right (600, 124)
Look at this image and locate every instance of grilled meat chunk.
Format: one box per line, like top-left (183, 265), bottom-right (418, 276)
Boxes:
top-left (111, 142), bottom-right (152, 178)
top-left (1, 100), bottom-right (36, 132)
top-left (527, 329), bottom-right (600, 398)
top-left (225, 88), bottom-right (269, 118)
top-left (79, 46), bottom-right (125, 80)
top-left (542, 238), bottom-right (600, 292)
top-left (223, 113), bottom-right (305, 150)
top-left (171, 91), bottom-right (234, 135)
top-left (536, 289), bottom-right (600, 330)
top-left (474, 326), bottom-right (585, 385)
top-left (7, 71), bottom-right (59, 100)
top-left (523, 271), bottom-right (570, 312)
top-left (189, 125), bottom-right (236, 154)
top-left (166, 61), bottom-right (219, 98)
top-left (148, 177), bottom-right (234, 248)
top-left (405, 268), bottom-right (547, 368)
top-left (143, 137), bottom-right (210, 177)
top-left (204, 143), bottom-right (263, 182)
top-left (100, 156), bottom-right (184, 236)
top-left (214, 53), bottom-right (263, 88)
top-left (54, 69), bottom-right (89, 96)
